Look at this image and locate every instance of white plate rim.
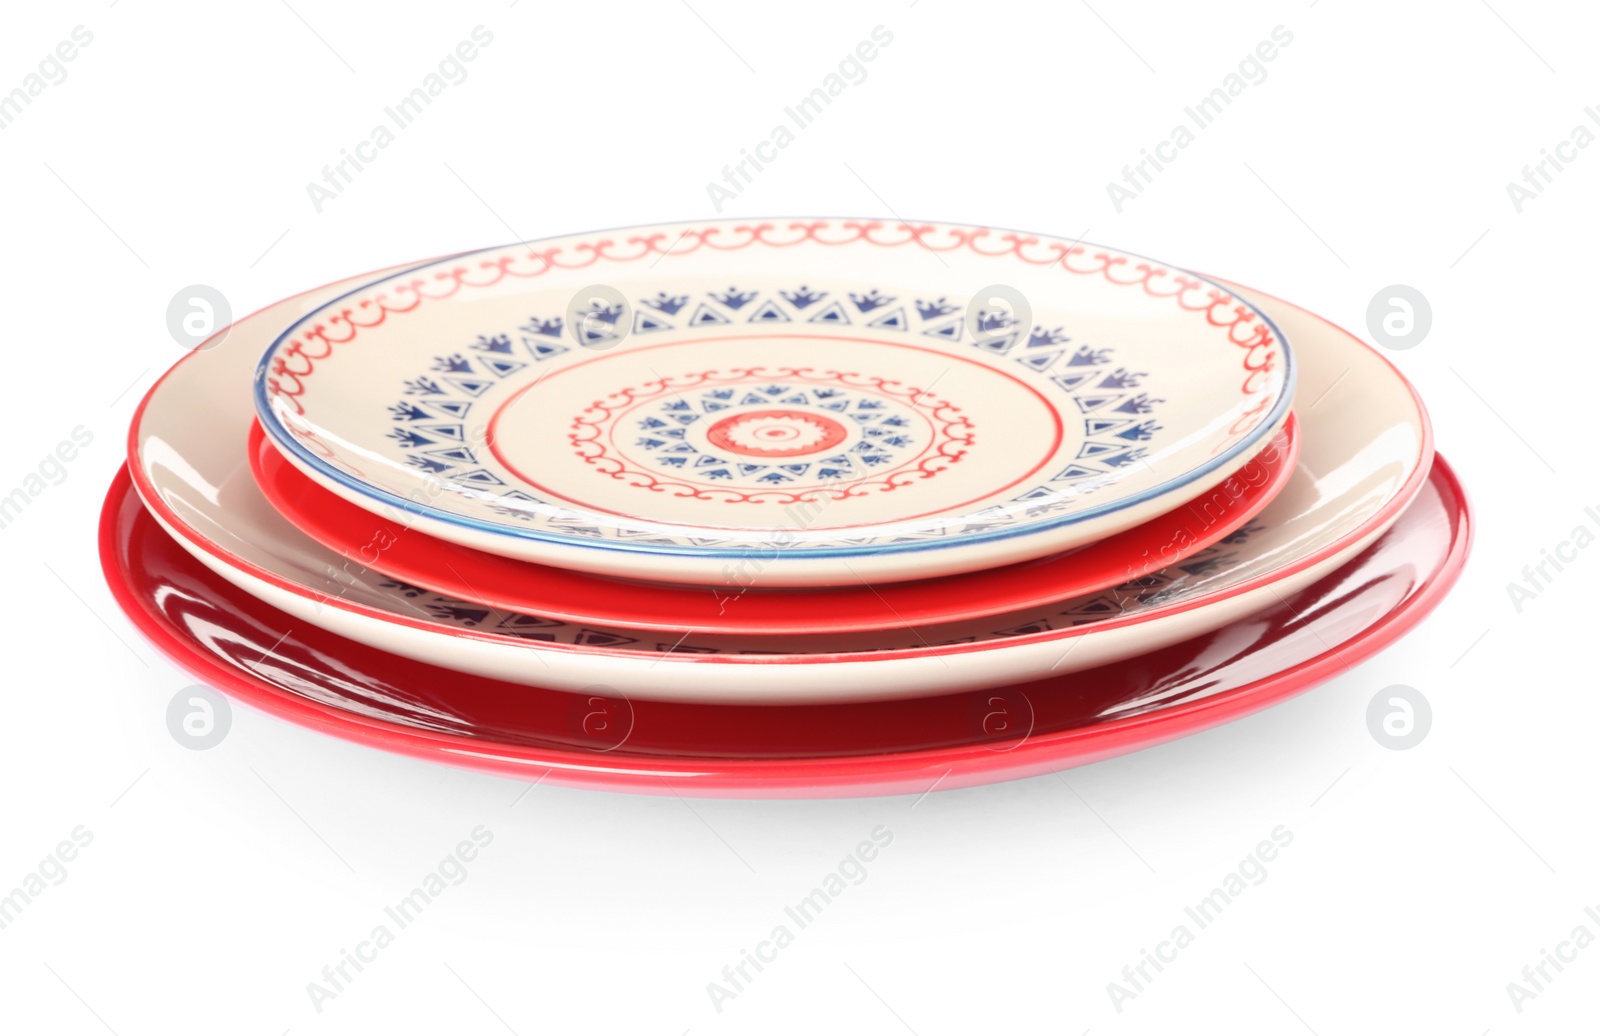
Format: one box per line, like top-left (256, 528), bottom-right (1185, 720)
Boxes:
top-left (129, 264), bottom-right (1428, 705)
top-left (251, 218), bottom-right (1297, 567)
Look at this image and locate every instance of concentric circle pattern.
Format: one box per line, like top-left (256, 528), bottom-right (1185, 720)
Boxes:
top-left (252, 219), bottom-right (1294, 584)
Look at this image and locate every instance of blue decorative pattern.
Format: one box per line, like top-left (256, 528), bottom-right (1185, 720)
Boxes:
top-left (381, 281), bottom-right (1170, 546)
top-left (630, 381), bottom-right (919, 487)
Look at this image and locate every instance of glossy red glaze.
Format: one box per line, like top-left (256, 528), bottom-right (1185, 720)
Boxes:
top-left (245, 416), bottom-right (1299, 634)
top-left (99, 456), bottom-right (1470, 797)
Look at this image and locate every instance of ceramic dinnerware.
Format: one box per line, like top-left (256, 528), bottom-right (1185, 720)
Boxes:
top-left (128, 268), bottom-right (1429, 705)
top-left (100, 457), bottom-right (1470, 797)
top-left (246, 415), bottom-right (1299, 634)
top-left (254, 220), bottom-right (1295, 585)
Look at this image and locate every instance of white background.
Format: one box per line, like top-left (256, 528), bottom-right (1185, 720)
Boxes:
top-left (1, 1), bottom-right (1594, 1032)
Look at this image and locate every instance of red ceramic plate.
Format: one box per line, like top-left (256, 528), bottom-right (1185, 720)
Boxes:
top-left (246, 416), bottom-right (1299, 634)
top-left (100, 456), bottom-right (1470, 797)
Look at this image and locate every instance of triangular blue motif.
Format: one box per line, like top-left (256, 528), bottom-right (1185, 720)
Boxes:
top-left (634, 311), bottom-right (673, 334)
top-left (444, 376), bottom-right (496, 397)
top-left (807, 302), bottom-right (851, 325)
top-left (522, 337), bottom-right (568, 361)
top-left (1072, 394), bottom-right (1122, 413)
top-left (867, 307), bottom-right (907, 330)
top-left (1016, 349), bottom-right (1062, 372)
top-left (747, 300), bottom-right (790, 323)
top-left (430, 399), bottom-right (474, 418)
top-left (1085, 417), bottom-right (1132, 435)
top-left (482, 357), bottom-right (528, 378)
top-left (1052, 371), bottom-right (1098, 392)
top-left (689, 303), bottom-right (731, 326)
top-left (971, 330), bottom-right (1020, 355)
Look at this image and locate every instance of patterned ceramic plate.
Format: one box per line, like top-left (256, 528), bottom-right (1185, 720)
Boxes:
top-left (247, 416), bottom-right (1299, 634)
top-left (99, 457), bottom-right (1470, 797)
top-left (255, 220), bottom-right (1294, 585)
top-left (129, 266), bottom-right (1427, 705)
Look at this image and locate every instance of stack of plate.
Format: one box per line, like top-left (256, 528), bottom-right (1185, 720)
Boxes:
top-left (102, 219), bottom-right (1470, 797)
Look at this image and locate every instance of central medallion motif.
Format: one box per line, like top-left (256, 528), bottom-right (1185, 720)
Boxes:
top-left (564, 368), bottom-right (977, 504)
top-left (704, 408), bottom-right (850, 458)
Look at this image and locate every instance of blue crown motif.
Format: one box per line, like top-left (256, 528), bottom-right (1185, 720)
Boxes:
top-left (406, 455), bottom-right (453, 474)
top-left (389, 402), bottom-right (431, 422)
top-left (1066, 345), bottom-right (1113, 367)
top-left (849, 289), bottom-right (895, 312)
top-left (520, 316), bottom-right (564, 337)
top-left (973, 309), bottom-right (1017, 333)
top-left (710, 287), bottom-right (757, 310)
top-left (780, 285), bottom-right (827, 309)
top-left (1112, 393), bottom-right (1162, 415)
top-left (1097, 367), bottom-right (1146, 389)
top-left (1028, 326), bottom-right (1069, 347)
top-left (387, 427), bottom-right (435, 449)
top-left (916, 297), bottom-right (958, 320)
top-left (1100, 446), bottom-right (1149, 467)
top-left (642, 291), bottom-right (690, 315)
top-left (580, 302), bottom-right (626, 326)
top-left (430, 353), bottom-right (474, 374)
top-left (470, 333), bottom-right (514, 353)
top-left (1116, 420), bottom-right (1160, 442)
top-left (403, 376), bottom-right (446, 396)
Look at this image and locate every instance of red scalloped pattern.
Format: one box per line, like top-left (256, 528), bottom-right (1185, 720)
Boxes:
top-left (263, 221), bottom-right (1282, 426)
